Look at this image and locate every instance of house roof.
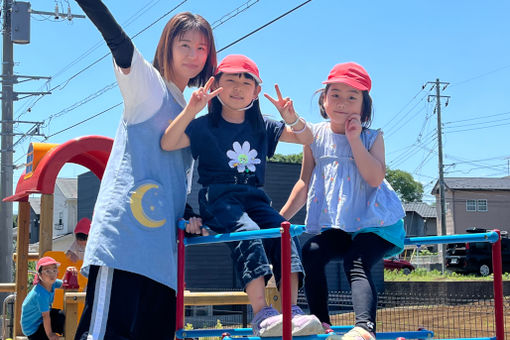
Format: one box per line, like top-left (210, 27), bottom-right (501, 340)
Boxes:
top-left (29, 196), bottom-right (41, 215)
top-left (403, 202), bottom-right (436, 218)
top-left (56, 178), bottom-right (77, 199)
top-left (431, 177), bottom-right (510, 194)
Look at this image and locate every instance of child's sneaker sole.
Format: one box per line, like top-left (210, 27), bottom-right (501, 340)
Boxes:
top-left (258, 315), bottom-right (283, 337)
top-left (292, 315), bottom-right (324, 336)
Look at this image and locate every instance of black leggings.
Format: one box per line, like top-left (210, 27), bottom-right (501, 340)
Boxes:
top-left (28, 308), bottom-right (65, 340)
top-left (302, 229), bottom-right (393, 333)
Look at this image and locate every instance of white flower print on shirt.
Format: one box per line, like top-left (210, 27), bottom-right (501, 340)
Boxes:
top-left (227, 141), bottom-right (261, 173)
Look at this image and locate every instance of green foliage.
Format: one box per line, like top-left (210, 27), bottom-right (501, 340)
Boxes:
top-left (384, 268), bottom-right (510, 281)
top-left (416, 249), bottom-right (438, 256)
top-left (269, 153), bottom-right (303, 164)
top-left (386, 168), bottom-right (424, 202)
top-left (13, 214), bottom-right (17, 228)
top-left (184, 320), bottom-right (224, 340)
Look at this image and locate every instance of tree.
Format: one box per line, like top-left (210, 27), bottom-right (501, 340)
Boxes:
top-left (269, 153), bottom-right (303, 164)
top-left (386, 168), bottom-right (423, 202)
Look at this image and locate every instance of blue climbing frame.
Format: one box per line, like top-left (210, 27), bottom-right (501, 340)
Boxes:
top-left (175, 222), bottom-right (505, 340)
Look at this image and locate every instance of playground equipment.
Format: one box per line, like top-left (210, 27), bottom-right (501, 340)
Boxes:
top-left (1, 137), bottom-right (113, 339)
top-left (0, 136), bottom-right (506, 339)
top-left (175, 221), bottom-right (506, 340)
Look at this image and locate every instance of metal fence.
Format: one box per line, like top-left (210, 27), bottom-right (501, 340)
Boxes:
top-left (325, 290), bottom-right (510, 339)
top-left (183, 289), bottom-right (510, 339)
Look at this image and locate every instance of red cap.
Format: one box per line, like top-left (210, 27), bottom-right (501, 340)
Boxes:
top-left (323, 62), bottom-right (371, 91)
top-left (74, 217), bottom-right (91, 235)
top-left (215, 54), bottom-right (262, 84)
top-left (36, 256), bottom-right (60, 272)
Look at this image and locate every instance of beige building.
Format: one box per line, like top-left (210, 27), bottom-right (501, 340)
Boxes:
top-left (432, 177), bottom-right (510, 236)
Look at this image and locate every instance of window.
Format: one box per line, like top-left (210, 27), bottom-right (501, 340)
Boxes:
top-left (466, 200), bottom-right (476, 212)
top-left (477, 199), bottom-right (488, 212)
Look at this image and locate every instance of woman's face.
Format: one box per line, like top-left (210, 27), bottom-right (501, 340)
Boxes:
top-left (170, 30), bottom-right (208, 86)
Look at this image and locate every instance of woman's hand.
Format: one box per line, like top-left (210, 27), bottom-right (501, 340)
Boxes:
top-left (186, 77), bottom-right (222, 116)
top-left (264, 84), bottom-right (298, 124)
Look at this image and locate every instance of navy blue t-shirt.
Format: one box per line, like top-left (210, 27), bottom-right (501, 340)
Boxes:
top-left (185, 114), bottom-right (284, 187)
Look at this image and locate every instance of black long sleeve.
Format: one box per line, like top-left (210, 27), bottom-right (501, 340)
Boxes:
top-left (75, 0), bottom-right (134, 68)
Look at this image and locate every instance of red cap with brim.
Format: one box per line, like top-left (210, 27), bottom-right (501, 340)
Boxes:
top-left (74, 217), bottom-right (91, 235)
top-left (36, 256), bottom-right (60, 272)
top-left (323, 62), bottom-right (371, 91)
top-left (215, 54), bottom-right (262, 84)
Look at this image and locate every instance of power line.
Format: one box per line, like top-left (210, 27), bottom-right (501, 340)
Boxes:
top-left (218, 0), bottom-right (312, 53)
top-left (35, 0), bottom-right (313, 137)
top-left (15, 0), bottom-right (311, 165)
top-left (450, 64), bottom-right (510, 88)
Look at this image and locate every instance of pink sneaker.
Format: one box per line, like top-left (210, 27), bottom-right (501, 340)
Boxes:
top-left (251, 306), bottom-right (283, 337)
top-left (290, 305), bottom-right (324, 336)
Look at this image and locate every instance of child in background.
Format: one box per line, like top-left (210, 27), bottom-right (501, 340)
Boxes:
top-left (21, 257), bottom-right (76, 340)
top-left (161, 54), bottom-right (323, 337)
top-left (280, 62), bottom-right (405, 340)
top-left (65, 217), bottom-right (91, 262)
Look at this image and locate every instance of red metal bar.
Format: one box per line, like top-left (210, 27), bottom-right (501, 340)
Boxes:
top-left (281, 221), bottom-right (292, 340)
top-left (491, 229), bottom-right (504, 340)
top-left (176, 228), bottom-right (186, 335)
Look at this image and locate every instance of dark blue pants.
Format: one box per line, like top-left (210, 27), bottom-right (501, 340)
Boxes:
top-left (302, 229), bottom-right (394, 333)
top-left (28, 309), bottom-right (65, 340)
top-left (199, 184), bottom-right (304, 288)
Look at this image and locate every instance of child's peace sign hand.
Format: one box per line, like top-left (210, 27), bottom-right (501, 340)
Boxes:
top-left (187, 77), bottom-right (223, 116)
top-left (264, 84), bottom-right (298, 124)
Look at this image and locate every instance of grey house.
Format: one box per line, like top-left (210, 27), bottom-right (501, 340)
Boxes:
top-left (78, 161), bottom-right (384, 292)
top-left (403, 202), bottom-right (437, 237)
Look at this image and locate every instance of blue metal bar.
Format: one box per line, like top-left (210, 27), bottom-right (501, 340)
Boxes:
top-left (182, 224), bottom-right (306, 246)
top-left (179, 221), bottom-right (498, 247)
top-left (405, 231), bottom-right (499, 246)
top-left (427, 338), bottom-right (494, 340)
top-left (176, 328), bottom-right (433, 339)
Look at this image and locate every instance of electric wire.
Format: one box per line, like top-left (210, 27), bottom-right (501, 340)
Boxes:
top-left (13, 0), bottom-right (314, 169)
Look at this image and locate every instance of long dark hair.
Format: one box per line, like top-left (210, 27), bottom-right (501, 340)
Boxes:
top-left (207, 73), bottom-right (265, 136)
top-left (317, 85), bottom-right (374, 128)
top-left (153, 12), bottom-right (217, 88)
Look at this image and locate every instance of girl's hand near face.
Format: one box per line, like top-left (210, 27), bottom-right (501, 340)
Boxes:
top-left (264, 84), bottom-right (298, 124)
top-left (187, 77), bottom-right (223, 116)
top-left (345, 113), bottom-right (362, 142)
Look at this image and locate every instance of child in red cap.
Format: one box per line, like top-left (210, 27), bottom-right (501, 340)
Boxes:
top-left (280, 62), bottom-right (406, 340)
top-left (161, 54), bottom-right (323, 336)
top-left (21, 256), bottom-right (75, 340)
top-left (65, 217), bottom-right (91, 262)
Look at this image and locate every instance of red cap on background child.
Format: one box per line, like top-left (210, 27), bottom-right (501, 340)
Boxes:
top-left (215, 54), bottom-right (262, 84)
top-left (74, 217), bottom-right (91, 235)
top-left (34, 256), bottom-right (60, 284)
top-left (323, 62), bottom-right (371, 91)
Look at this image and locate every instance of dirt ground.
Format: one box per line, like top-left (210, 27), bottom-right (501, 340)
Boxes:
top-left (330, 299), bottom-right (510, 339)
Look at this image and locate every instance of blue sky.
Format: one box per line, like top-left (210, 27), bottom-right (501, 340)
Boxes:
top-left (12, 0), bottom-right (510, 204)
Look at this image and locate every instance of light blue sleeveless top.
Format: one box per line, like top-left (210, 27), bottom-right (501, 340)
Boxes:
top-left (82, 90), bottom-right (192, 290)
top-left (306, 122), bottom-right (405, 237)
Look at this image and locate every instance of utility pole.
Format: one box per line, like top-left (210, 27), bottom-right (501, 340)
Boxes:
top-left (427, 78), bottom-right (450, 273)
top-left (0, 1), bottom-right (84, 294)
top-left (1, 0), bottom-right (15, 297)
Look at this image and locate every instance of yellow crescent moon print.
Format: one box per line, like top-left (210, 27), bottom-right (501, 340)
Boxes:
top-left (129, 183), bottom-right (166, 228)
